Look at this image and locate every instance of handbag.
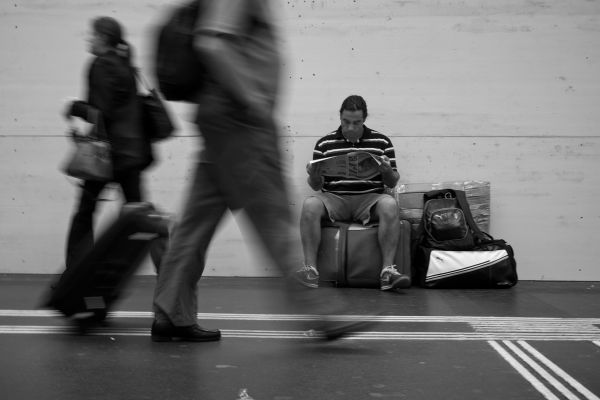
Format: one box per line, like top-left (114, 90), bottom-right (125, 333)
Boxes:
top-left (62, 109), bottom-right (113, 181)
top-left (135, 69), bottom-right (175, 142)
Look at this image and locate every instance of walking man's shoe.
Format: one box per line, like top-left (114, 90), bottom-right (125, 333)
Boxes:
top-left (380, 264), bottom-right (411, 291)
top-left (151, 320), bottom-right (221, 342)
top-left (308, 315), bottom-right (380, 341)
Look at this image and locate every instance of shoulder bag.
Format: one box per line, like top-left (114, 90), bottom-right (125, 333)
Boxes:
top-left (135, 69), bottom-right (175, 142)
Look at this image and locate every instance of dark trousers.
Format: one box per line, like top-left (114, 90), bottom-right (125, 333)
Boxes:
top-left (153, 119), bottom-right (305, 326)
top-left (65, 169), bottom-right (143, 269)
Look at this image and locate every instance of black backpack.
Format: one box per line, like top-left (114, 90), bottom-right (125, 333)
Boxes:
top-left (154, 1), bottom-right (205, 101)
top-left (420, 189), bottom-right (483, 251)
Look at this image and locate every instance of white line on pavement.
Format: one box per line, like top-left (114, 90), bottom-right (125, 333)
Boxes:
top-left (0, 325), bottom-right (599, 341)
top-left (488, 340), bottom-right (560, 400)
top-left (503, 340), bottom-right (581, 400)
top-left (517, 341), bottom-right (600, 400)
top-left (1, 309), bottom-right (600, 325)
top-left (489, 340), bottom-right (600, 400)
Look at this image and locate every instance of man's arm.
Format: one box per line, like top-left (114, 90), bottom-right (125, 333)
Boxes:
top-left (306, 162), bottom-right (324, 191)
top-left (381, 137), bottom-right (400, 188)
top-left (306, 141), bottom-right (326, 191)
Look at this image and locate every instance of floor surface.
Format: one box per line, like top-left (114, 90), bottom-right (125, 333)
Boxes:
top-left (0, 275), bottom-right (598, 400)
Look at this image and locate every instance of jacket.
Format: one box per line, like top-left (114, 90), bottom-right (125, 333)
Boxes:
top-left (70, 50), bottom-right (153, 173)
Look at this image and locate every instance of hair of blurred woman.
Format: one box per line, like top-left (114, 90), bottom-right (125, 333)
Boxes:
top-left (89, 16), bottom-right (132, 63)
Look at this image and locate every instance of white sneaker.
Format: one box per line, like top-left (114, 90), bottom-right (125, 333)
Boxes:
top-left (380, 265), bottom-right (411, 291)
top-left (294, 264), bottom-right (319, 288)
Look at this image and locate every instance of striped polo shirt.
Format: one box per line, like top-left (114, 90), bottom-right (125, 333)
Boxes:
top-left (313, 126), bottom-right (397, 195)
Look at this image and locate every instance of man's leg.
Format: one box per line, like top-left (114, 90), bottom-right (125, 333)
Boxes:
top-left (245, 191), bottom-right (371, 340)
top-left (374, 195), bottom-right (411, 290)
top-left (244, 167), bottom-right (374, 338)
top-left (300, 196), bottom-right (328, 268)
top-left (299, 193), bottom-right (350, 287)
top-left (374, 195), bottom-right (401, 266)
top-left (152, 162), bottom-right (226, 341)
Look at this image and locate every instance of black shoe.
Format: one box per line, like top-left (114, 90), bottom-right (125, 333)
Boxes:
top-left (312, 319), bottom-right (375, 341)
top-left (151, 320), bottom-right (221, 342)
top-left (72, 310), bottom-right (109, 334)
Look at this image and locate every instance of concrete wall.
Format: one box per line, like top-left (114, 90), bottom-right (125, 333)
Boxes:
top-left (1, 0), bottom-right (599, 280)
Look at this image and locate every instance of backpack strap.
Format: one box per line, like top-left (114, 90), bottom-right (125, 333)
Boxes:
top-left (134, 67), bottom-right (156, 94)
top-left (452, 190), bottom-right (491, 244)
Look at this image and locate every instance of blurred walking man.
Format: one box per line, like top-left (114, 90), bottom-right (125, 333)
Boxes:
top-left (151, 0), bottom-right (368, 342)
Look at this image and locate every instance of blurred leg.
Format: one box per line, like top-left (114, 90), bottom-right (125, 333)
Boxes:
top-left (65, 180), bottom-right (106, 269)
top-left (115, 169), bottom-right (142, 203)
top-left (153, 162), bottom-right (227, 326)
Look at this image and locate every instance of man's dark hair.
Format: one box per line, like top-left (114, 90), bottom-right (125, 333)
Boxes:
top-left (339, 95), bottom-right (368, 120)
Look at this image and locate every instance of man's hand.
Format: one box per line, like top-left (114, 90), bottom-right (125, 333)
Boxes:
top-left (377, 155), bottom-right (400, 187)
top-left (306, 161), bottom-right (324, 191)
top-left (306, 161), bottom-right (322, 178)
top-left (378, 155), bottom-right (393, 173)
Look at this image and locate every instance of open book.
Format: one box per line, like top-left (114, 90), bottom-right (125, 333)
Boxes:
top-left (309, 151), bottom-right (382, 179)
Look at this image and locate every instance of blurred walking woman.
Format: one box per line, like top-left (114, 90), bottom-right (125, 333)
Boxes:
top-left (64, 16), bottom-right (152, 269)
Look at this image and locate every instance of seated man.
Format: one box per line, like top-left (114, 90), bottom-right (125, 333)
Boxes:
top-left (297, 95), bottom-right (411, 291)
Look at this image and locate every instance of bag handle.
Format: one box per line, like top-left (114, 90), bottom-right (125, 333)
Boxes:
top-left (133, 67), bottom-right (158, 96)
top-left (453, 190), bottom-right (491, 243)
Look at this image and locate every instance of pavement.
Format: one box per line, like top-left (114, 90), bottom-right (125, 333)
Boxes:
top-left (0, 274), bottom-right (599, 400)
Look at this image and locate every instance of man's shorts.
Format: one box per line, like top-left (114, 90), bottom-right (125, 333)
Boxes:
top-left (308, 192), bottom-right (393, 225)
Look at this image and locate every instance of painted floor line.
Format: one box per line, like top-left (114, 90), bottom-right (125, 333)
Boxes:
top-left (517, 341), bottom-right (600, 400)
top-left (490, 340), bottom-right (600, 400)
top-left (0, 325), bottom-right (600, 341)
top-left (1, 310), bottom-right (600, 325)
top-left (488, 340), bottom-right (560, 400)
top-left (503, 340), bottom-right (581, 400)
